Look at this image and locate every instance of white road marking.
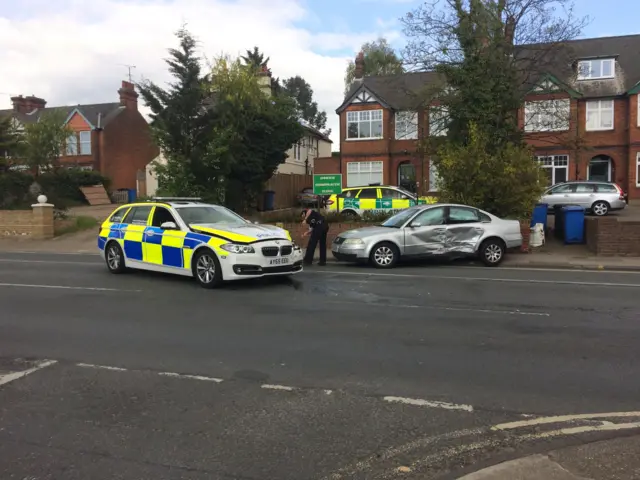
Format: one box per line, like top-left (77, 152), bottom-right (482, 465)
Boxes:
top-left (0, 258), bottom-right (100, 265)
top-left (77, 363), bottom-right (128, 371)
top-left (383, 396), bottom-right (474, 412)
top-left (322, 428), bottom-right (484, 479)
top-left (261, 384), bottom-right (296, 391)
top-left (0, 283), bottom-right (140, 292)
top-left (0, 360), bottom-right (57, 387)
top-left (525, 421), bottom-right (640, 439)
top-left (310, 269), bottom-right (640, 288)
top-left (159, 372), bottom-right (223, 383)
top-left (492, 411), bottom-right (640, 430)
top-left (328, 300), bottom-right (548, 317)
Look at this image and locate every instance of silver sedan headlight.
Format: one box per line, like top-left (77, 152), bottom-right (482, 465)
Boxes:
top-left (343, 238), bottom-right (365, 246)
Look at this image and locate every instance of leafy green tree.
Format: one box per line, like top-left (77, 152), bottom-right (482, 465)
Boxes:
top-left (241, 46), bottom-right (270, 72)
top-left (433, 124), bottom-right (546, 218)
top-left (401, 0), bottom-right (586, 216)
top-left (19, 110), bottom-right (72, 174)
top-left (344, 38), bottom-right (404, 93)
top-left (208, 56), bottom-right (304, 211)
top-left (0, 116), bottom-right (20, 171)
top-left (138, 28), bottom-right (226, 201)
top-left (281, 76), bottom-right (327, 131)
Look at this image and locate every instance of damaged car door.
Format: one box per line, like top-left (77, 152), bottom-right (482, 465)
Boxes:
top-left (403, 206), bottom-right (447, 257)
top-left (445, 206), bottom-right (485, 254)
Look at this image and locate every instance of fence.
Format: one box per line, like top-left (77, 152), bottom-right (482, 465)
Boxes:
top-left (264, 173), bottom-right (312, 210)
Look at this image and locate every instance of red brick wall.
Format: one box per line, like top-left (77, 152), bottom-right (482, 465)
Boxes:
top-left (314, 156), bottom-right (340, 175)
top-left (585, 216), bottom-right (640, 256)
top-left (102, 108), bottom-right (159, 190)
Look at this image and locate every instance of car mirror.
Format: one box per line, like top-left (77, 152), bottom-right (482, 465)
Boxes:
top-left (160, 221), bottom-right (177, 230)
top-left (254, 221), bottom-right (259, 225)
top-left (410, 222), bottom-right (422, 228)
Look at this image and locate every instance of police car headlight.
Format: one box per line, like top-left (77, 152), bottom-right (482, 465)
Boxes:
top-left (292, 242), bottom-right (301, 251)
top-left (221, 243), bottom-right (255, 254)
top-left (343, 238), bottom-right (364, 245)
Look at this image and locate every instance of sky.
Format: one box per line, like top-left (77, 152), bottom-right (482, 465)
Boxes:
top-left (0, 0), bottom-right (637, 148)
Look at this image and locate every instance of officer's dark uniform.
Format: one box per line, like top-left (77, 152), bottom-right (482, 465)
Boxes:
top-left (303, 209), bottom-right (328, 266)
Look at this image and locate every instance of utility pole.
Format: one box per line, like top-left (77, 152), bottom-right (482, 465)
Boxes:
top-left (118, 64), bottom-right (137, 82)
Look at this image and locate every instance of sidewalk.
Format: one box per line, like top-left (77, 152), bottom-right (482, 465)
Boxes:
top-left (458, 434), bottom-right (640, 479)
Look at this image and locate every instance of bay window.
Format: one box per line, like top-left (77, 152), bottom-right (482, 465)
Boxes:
top-left (346, 161), bottom-right (383, 187)
top-left (524, 99), bottom-right (570, 132)
top-left (395, 111), bottom-right (418, 140)
top-left (347, 110), bottom-right (383, 140)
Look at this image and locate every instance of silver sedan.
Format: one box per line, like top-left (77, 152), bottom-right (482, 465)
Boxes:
top-left (331, 204), bottom-right (523, 268)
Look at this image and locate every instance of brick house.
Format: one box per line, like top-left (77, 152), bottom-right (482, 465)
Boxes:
top-left (334, 34), bottom-right (640, 199)
top-left (0, 81), bottom-right (159, 190)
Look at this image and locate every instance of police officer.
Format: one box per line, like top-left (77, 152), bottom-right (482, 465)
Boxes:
top-left (301, 208), bottom-right (328, 266)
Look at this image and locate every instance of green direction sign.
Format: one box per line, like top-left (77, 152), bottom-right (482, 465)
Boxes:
top-left (313, 174), bottom-right (342, 195)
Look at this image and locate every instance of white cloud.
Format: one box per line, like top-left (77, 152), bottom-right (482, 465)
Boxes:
top-left (0, 0), bottom-right (399, 147)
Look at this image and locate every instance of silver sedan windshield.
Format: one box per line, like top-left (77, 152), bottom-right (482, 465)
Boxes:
top-left (381, 207), bottom-right (420, 228)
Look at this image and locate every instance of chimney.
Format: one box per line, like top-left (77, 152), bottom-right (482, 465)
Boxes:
top-left (354, 51), bottom-right (365, 80)
top-left (257, 65), bottom-right (272, 96)
top-left (118, 80), bottom-right (138, 110)
top-left (11, 94), bottom-right (46, 114)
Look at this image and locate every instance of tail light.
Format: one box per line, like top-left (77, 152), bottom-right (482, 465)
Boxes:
top-left (326, 200), bottom-right (334, 205)
top-left (614, 183), bottom-right (625, 200)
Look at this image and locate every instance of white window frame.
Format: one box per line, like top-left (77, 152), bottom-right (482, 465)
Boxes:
top-left (524, 99), bottom-right (570, 132)
top-left (429, 106), bottom-right (448, 136)
top-left (586, 99), bottom-right (614, 131)
top-left (346, 161), bottom-right (383, 187)
top-left (79, 131), bottom-right (91, 155)
top-left (395, 111), bottom-right (418, 140)
top-left (577, 58), bottom-right (615, 81)
top-left (65, 134), bottom-right (78, 156)
top-left (346, 109), bottom-right (383, 140)
top-left (428, 159), bottom-right (440, 191)
top-left (536, 155), bottom-right (569, 186)
top-left (636, 152), bottom-right (640, 188)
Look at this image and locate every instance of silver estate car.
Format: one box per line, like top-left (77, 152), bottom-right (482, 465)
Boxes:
top-left (331, 204), bottom-right (523, 268)
top-left (540, 181), bottom-right (627, 216)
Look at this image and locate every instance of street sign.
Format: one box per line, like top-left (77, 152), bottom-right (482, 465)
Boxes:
top-left (313, 174), bottom-right (342, 195)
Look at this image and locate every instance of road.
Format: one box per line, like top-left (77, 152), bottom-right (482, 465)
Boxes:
top-left (1, 251), bottom-right (640, 479)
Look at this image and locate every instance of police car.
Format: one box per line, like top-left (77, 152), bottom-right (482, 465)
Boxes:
top-left (98, 198), bottom-right (303, 288)
top-left (325, 184), bottom-right (437, 218)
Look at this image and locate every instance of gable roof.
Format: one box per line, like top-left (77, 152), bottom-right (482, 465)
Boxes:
top-left (0, 102), bottom-right (123, 129)
top-left (338, 33), bottom-right (640, 112)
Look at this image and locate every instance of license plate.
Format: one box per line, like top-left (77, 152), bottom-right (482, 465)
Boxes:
top-left (269, 258), bottom-right (289, 266)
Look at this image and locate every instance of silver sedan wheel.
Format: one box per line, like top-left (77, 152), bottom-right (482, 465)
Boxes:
top-left (373, 246), bottom-right (394, 266)
top-left (484, 243), bottom-right (503, 264)
top-left (107, 245), bottom-right (121, 270)
top-left (196, 253), bottom-right (216, 284)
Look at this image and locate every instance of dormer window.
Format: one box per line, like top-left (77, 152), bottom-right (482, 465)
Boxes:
top-left (577, 58), bottom-right (615, 80)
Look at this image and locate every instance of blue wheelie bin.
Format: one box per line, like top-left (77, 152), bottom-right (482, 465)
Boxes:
top-left (263, 190), bottom-right (276, 211)
top-left (562, 206), bottom-right (585, 244)
top-left (530, 203), bottom-right (548, 230)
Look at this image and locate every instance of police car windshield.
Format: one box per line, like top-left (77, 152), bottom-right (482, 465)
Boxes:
top-left (175, 206), bottom-right (249, 226)
top-left (381, 207), bottom-right (420, 228)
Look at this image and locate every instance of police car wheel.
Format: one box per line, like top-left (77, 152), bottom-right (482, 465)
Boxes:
top-left (370, 242), bottom-right (398, 269)
top-left (193, 249), bottom-right (222, 289)
top-left (105, 242), bottom-right (126, 274)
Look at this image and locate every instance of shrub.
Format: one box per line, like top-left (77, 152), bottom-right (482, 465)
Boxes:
top-left (0, 171), bottom-right (34, 209)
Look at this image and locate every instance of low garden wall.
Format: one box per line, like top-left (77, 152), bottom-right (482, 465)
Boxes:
top-left (585, 217), bottom-right (640, 256)
top-left (0, 202), bottom-right (55, 239)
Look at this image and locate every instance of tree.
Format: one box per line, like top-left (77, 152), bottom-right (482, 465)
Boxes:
top-left (241, 46), bottom-right (270, 72)
top-left (138, 28), bottom-right (226, 201)
top-left (208, 56), bottom-right (304, 211)
top-left (433, 123), bottom-right (546, 218)
top-left (19, 110), bottom-right (72, 174)
top-left (344, 38), bottom-right (404, 93)
top-left (281, 76), bottom-right (328, 131)
top-left (401, 0), bottom-right (587, 216)
top-left (0, 116), bottom-right (20, 171)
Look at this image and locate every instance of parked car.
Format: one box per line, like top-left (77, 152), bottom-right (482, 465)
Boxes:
top-left (539, 181), bottom-right (626, 216)
top-left (325, 184), bottom-right (438, 218)
top-left (296, 188), bottom-right (327, 207)
top-left (331, 204), bottom-right (522, 268)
